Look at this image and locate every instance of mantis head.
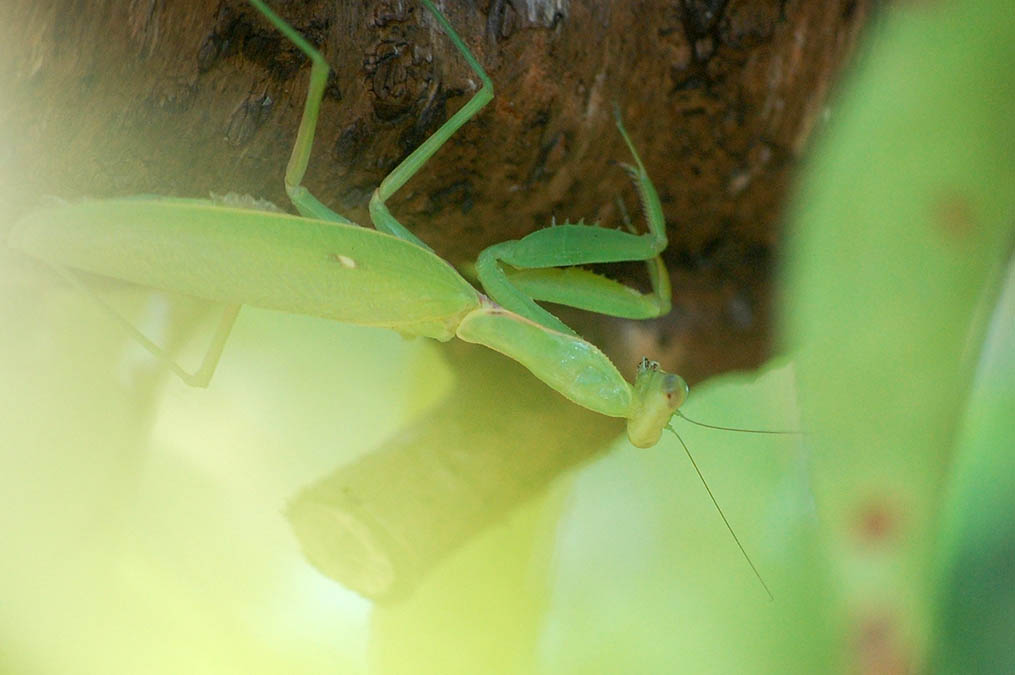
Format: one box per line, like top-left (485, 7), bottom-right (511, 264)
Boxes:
top-left (627, 357), bottom-right (689, 448)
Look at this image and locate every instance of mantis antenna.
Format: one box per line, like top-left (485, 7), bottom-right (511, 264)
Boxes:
top-left (676, 410), bottom-right (806, 436)
top-left (664, 423), bottom-right (776, 601)
top-left (664, 407), bottom-right (804, 600)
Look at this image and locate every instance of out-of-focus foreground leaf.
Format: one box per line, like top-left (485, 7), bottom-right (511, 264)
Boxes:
top-left (780, 0), bottom-right (1013, 670)
top-left (932, 265), bottom-right (1015, 673)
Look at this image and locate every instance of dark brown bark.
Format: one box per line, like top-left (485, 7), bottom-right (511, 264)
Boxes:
top-left (2, 0), bottom-right (871, 383)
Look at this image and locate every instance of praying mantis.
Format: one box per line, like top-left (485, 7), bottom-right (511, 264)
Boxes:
top-left (9, 0), bottom-right (794, 599)
top-left (10, 0), bottom-right (688, 449)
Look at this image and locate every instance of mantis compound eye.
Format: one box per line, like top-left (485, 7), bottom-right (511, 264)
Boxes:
top-left (626, 361), bottom-right (689, 448)
top-left (662, 372), bottom-right (689, 402)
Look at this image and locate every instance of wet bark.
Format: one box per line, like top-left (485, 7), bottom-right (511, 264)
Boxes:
top-left (1, 0), bottom-right (872, 381)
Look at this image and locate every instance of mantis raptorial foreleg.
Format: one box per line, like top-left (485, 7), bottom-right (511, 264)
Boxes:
top-left (475, 112), bottom-right (671, 334)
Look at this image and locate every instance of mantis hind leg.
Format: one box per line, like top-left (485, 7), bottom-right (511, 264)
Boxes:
top-left (367, 0), bottom-right (494, 250)
top-left (51, 262), bottom-right (239, 387)
top-left (475, 109), bottom-right (671, 334)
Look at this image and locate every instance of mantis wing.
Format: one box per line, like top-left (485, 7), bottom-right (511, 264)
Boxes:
top-left (11, 198), bottom-right (481, 341)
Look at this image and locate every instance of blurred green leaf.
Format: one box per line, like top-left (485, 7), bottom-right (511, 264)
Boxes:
top-left (932, 264), bottom-right (1015, 674)
top-left (780, 0), bottom-right (1013, 669)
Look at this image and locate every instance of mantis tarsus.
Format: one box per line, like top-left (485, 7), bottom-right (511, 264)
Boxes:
top-left (9, 0), bottom-right (789, 598)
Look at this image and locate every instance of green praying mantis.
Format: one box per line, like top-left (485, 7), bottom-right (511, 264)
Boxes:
top-left (11, 0), bottom-right (686, 448)
top-left (9, 0), bottom-right (793, 597)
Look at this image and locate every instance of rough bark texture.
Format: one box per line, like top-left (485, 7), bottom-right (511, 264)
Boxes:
top-left (2, 0), bottom-right (871, 383)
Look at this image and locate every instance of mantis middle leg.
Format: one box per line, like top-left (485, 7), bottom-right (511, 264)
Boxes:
top-left (247, 0), bottom-right (357, 226)
top-left (366, 1), bottom-right (493, 250)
